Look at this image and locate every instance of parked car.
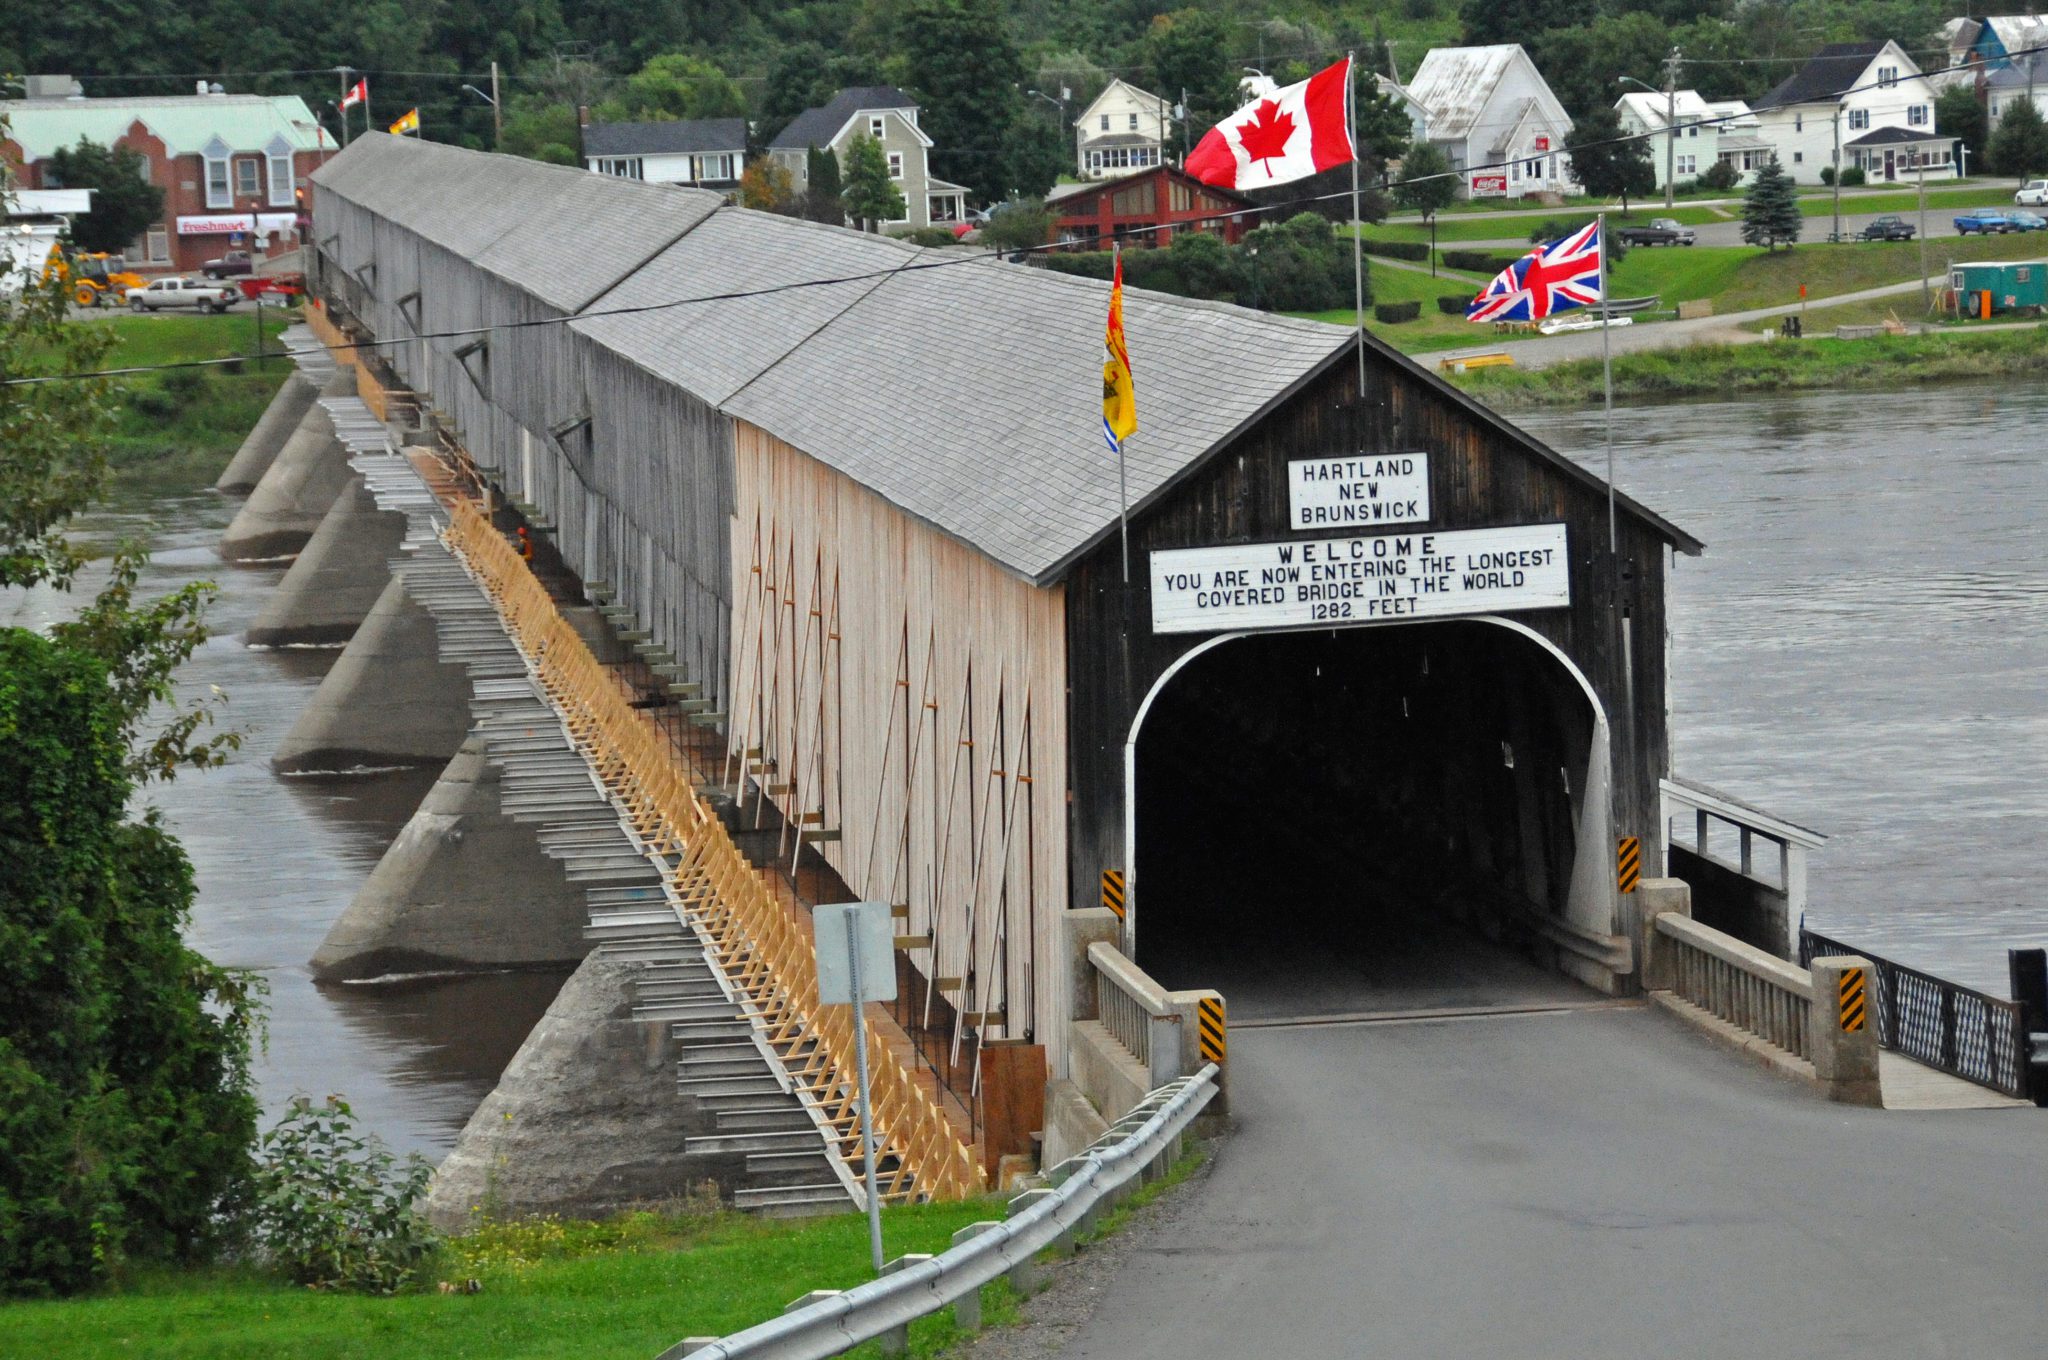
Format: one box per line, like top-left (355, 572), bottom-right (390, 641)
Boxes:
top-left (200, 249), bottom-right (252, 279)
top-left (1857, 216), bottom-right (1915, 241)
top-left (2005, 210), bottom-right (2047, 232)
top-left (124, 277), bottom-right (240, 312)
top-left (1613, 218), bottom-right (1696, 246)
top-left (1955, 209), bottom-right (2012, 235)
top-left (2015, 180), bottom-right (2048, 206)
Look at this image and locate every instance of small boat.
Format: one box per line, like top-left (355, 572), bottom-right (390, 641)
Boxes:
top-left (1537, 314), bottom-right (1635, 336)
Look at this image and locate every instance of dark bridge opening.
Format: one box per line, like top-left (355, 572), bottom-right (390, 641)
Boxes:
top-left (1132, 620), bottom-right (1604, 1021)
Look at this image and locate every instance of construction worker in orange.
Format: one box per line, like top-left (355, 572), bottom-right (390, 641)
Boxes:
top-left (516, 525), bottom-right (535, 562)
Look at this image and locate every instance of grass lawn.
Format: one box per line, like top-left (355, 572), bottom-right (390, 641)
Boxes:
top-left (1794, 183), bottom-right (2014, 218)
top-left (1291, 259), bottom-right (1493, 353)
top-left (70, 310), bottom-right (293, 489)
top-left (1607, 233), bottom-right (2030, 315)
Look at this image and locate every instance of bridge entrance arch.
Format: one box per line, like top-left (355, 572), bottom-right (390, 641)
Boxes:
top-left (1123, 615), bottom-right (1613, 1018)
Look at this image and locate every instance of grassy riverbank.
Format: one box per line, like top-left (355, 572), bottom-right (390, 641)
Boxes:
top-left (1454, 325), bottom-right (2048, 406)
top-left (75, 311), bottom-right (293, 489)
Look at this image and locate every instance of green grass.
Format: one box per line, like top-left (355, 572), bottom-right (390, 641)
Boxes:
top-left (1794, 184), bottom-right (2014, 218)
top-left (1288, 259), bottom-right (1493, 353)
top-left (73, 311), bottom-right (294, 490)
top-left (1609, 234), bottom-right (2031, 314)
top-left (1455, 325), bottom-right (2048, 406)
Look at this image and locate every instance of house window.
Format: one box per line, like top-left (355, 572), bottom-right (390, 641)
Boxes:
top-left (1848, 108), bottom-right (1869, 130)
top-left (596, 157), bottom-right (643, 179)
top-left (887, 151), bottom-right (904, 179)
top-left (869, 115), bottom-right (886, 139)
top-left (1687, 121), bottom-right (1698, 137)
top-left (204, 153), bottom-right (231, 208)
top-left (696, 153), bottom-right (733, 181)
top-left (929, 194), bottom-right (959, 222)
top-left (1100, 114), bottom-right (1110, 131)
top-left (1795, 113), bottom-right (1803, 133)
top-left (1909, 104), bottom-right (1928, 126)
top-left (266, 150), bottom-right (293, 206)
top-left (1878, 65), bottom-right (1898, 87)
top-left (1793, 151), bottom-right (1803, 163)
top-left (235, 157), bottom-right (260, 196)
top-left (1129, 112), bottom-right (1139, 130)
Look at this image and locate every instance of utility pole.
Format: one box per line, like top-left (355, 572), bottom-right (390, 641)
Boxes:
top-left (1832, 106), bottom-right (1843, 243)
top-left (335, 66), bottom-right (352, 146)
top-left (490, 60), bottom-right (502, 148)
top-left (1181, 87), bottom-right (1190, 160)
top-left (1919, 156), bottom-right (1929, 310)
top-left (1663, 46), bottom-right (1682, 211)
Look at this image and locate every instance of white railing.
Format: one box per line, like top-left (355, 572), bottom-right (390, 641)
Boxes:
top-left (667, 1066), bottom-right (1220, 1360)
top-left (1086, 941), bottom-right (1185, 1089)
top-left (1661, 775), bottom-right (1827, 940)
top-left (1654, 912), bottom-right (1814, 1059)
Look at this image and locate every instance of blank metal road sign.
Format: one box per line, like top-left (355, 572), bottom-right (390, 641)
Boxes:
top-left (1101, 868), bottom-right (1126, 919)
top-left (1839, 967), bottom-right (1867, 1032)
top-left (1617, 837), bottom-right (1642, 894)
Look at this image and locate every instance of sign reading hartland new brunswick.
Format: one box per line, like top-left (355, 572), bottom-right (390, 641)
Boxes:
top-left (1289, 454), bottom-right (1430, 529)
top-left (1149, 523), bottom-right (1571, 634)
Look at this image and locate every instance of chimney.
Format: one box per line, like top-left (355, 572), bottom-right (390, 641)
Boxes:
top-left (24, 74), bottom-right (83, 99)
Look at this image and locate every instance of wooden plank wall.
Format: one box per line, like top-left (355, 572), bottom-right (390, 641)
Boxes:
top-left (729, 422), bottom-right (1072, 1069)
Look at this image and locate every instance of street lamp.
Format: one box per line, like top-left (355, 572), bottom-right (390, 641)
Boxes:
top-left (460, 82), bottom-right (500, 148)
top-left (1618, 74), bottom-right (1676, 211)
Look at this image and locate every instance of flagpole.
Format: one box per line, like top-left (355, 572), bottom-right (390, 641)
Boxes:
top-left (1346, 52), bottom-right (1367, 400)
top-left (1115, 239), bottom-right (1131, 586)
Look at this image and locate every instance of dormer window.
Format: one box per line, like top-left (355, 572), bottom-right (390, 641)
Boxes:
top-left (202, 135), bottom-right (232, 209)
top-left (266, 134), bottom-right (295, 206)
top-left (869, 115), bottom-right (886, 139)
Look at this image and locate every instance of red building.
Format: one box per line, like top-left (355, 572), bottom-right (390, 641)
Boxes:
top-left (1046, 164), bottom-right (1257, 249)
top-left (1, 85), bottom-right (336, 275)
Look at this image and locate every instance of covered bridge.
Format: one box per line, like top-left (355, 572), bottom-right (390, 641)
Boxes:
top-left (310, 133), bottom-right (1700, 1106)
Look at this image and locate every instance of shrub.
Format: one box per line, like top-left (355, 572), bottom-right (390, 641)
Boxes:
top-left (1359, 238), bottom-right (1430, 261)
top-left (253, 1095), bottom-right (436, 1294)
top-left (893, 226), bottom-right (960, 247)
top-left (1839, 166), bottom-right (1867, 187)
top-left (1437, 293), bottom-right (1473, 314)
top-left (1373, 300), bottom-right (1422, 323)
top-left (1441, 249), bottom-right (1524, 273)
top-left (1819, 166), bottom-right (1835, 186)
top-left (1700, 159), bottom-right (1740, 191)
top-left (1239, 212), bottom-right (1356, 311)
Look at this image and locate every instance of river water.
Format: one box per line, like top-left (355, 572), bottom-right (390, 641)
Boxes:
top-left (5, 382), bottom-right (2042, 1154)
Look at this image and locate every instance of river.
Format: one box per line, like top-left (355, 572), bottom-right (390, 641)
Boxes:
top-left (5, 381), bottom-right (2042, 1155)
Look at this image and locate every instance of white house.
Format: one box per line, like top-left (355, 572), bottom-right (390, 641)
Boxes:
top-left (582, 118), bottom-right (747, 193)
top-left (1073, 78), bottom-right (1171, 180)
top-left (1752, 40), bottom-right (1954, 184)
top-left (765, 86), bottom-right (969, 231)
top-left (1615, 90), bottom-right (1768, 188)
top-left (1403, 45), bottom-right (1575, 198)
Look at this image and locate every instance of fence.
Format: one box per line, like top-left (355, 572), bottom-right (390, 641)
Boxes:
top-left (1656, 912), bottom-right (1814, 1060)
top-left (1800, 929), bottom-right (2034, 1100)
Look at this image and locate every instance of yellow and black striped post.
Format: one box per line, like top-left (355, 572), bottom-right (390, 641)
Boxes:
top-left (1839, 967), bottom-right (1867, 1033)
top-left (1617, 837), bottom-right (1642, 894)
top-left (1101, 868), bottom-right (1125, 919)
top-left (1196, 995), bottom-right (1226, 1064)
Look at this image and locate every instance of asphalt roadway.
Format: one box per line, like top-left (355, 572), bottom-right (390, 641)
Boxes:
top-left (1054, 968), bottom-right (2048, 1358)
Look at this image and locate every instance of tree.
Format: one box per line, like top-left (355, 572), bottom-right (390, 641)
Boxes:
top-left (739, 157), bottom-right (798, 213)
top-left (1992, 97), bottom-right (2048, 179)
top-left (980, 196), bottom-right (1052, 252)
top-left (1531, 14), bottom-right (1673, 121)
top-left (1565, 107), bottom-right (1656, 212)
top-left (1741, 155), bottom-right (1801, 251)
top-left (601, 51), bottom-right (746, 122)
top-left (499, 97), bottom-right (582, 166)
top-left (1936, 85), bottom-right (1988, 172)
top-left (1238, 212), bottom-right (1356, 311)
top-left (842, 134), bottom-right (905, 230)
top-left (1461, 0), bottom-right (1579, 47)
top-left (890, 0), bottom-right (1026, 202)
top-left (1144, 8), bottom-right (1238, 131)
top-left (43, 140), bottom-right (165, 255)
top-left (1395, 140), bottom-right (1458, 218)
top-left (803, 145), bottom-right (845, 224)
top-left (1355, 82), bottom-right (1417, 162)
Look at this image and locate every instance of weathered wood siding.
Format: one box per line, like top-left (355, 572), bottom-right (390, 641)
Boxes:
top-left (730, 423), bottom-right (1072, 1065)
top-left (1065, 346), bottom-right (1672, 954)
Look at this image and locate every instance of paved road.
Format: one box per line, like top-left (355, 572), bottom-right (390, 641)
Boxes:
top-left (1056, 1003), bottom-right (2048, 1359)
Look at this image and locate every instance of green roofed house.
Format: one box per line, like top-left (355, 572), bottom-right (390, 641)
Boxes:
top-left (0, 74), bottom-right (336, 275)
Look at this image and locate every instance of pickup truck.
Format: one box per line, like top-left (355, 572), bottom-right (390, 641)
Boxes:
top-left (1857, 216), bottom-right (1915, 241)
top-left (1954, 209), bottom-right (2011, 235)
top-left (1613, 218), bottom-right (1695, 246)
top-left (124, 277), bottom-right (240, 313)
top-left (200, 249), bottom-right (253, 279)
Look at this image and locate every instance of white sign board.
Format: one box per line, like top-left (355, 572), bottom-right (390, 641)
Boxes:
top-left (814, 901), bottom-right (898, 1005)
top-left (1150, 523), bottom-right (1570, 635)
top-left (1289, 454), bottom-right (1429, 530)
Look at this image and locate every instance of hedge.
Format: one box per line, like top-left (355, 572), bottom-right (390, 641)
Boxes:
top-left (1373, 300), bottom-right (1422, 323)
top-left (1437, 294), bottom-right (1472, 314)
top-left (1359, 238), bottom-right (1430, 261)
top-left (1441, 249), bottom-right (1523, 274)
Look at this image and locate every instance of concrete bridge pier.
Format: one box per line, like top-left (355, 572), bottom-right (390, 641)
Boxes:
top-left (215, 371), bottom-right (320, 495)
top-left (309, 737), bottom-right (591, 980)
top-left (270, 575), bottom-right (472, 773)
top-left (218, 368), bottom-right (358, 561)
top-left (244, 475), bottom-right (407, 647)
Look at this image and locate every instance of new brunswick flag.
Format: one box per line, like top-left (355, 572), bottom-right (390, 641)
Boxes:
top-left (388, 108), bottom-right (420, 136)
top-left (1102, 253), bottom-right (1136, 454)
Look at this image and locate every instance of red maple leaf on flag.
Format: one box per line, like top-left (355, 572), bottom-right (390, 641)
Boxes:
top-left (1238, 99), bottom-right (1296, 170)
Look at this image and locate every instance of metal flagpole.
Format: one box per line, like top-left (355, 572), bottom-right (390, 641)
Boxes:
top-left (1347, 52), bottom-right (1368, 399)
top-left (1115, 239), bottom-right (1131, 585)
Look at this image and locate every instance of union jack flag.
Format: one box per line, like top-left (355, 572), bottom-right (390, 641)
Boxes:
top-left (1465, 220), bottom-right (1604, 324)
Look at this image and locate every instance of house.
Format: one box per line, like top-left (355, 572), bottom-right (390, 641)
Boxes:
top-left (1752, 41), bottom-right (1953, 184)
top-left (765, 85), bottom-right (969, 230)
top-left (1073, 78), bottom-right (1172, 180)
top-left (0, 78), bottom-right (335, 273)
top-left (1374, 74), bottom-right (1431, 147)
top-left (1403, 45), bottom-right (1575, 198)
top-left (1951, 15), bottom-right (2048, 72)
top-left (1985, 54), bottom-right (2048, 132)
top-left (581, 117), bottom-right (746, 194)
top-left (1045, 164), bottom-right (1255, 249)
top-left (1614, 90), bottom-right (1769, 188)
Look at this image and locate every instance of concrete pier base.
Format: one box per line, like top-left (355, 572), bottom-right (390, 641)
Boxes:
top-left (219, 370), bottom-right (357, 561)
top-left (245, 475), bottom-right (406, 647)
top-left (422, 954), bottom-right (711, 1231)
top-left (215, 372), bottom-right (319, 495)
top-left (309, 738), bottom-right (588, 981)
top-left (270, 576), bottom-right (472, 773)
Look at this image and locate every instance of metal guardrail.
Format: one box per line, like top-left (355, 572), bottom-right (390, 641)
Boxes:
top-left (1800, 929), bottom-right (2033, 1100)
top-left (672, 1065), bottom-right (1220, 1360)
top-left (1659, 912), bottom-right (1814, 1060)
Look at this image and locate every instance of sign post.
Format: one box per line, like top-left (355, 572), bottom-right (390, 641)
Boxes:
top-left (815, 901), bottom-right (897, 1273)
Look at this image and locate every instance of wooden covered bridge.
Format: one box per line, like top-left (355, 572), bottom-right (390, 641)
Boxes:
top-left (307, 133), bottom-right (1703, 1199)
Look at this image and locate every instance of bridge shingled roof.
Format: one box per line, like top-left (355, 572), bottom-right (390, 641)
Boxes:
top-left (312, 135), bottom-right (1701, 584)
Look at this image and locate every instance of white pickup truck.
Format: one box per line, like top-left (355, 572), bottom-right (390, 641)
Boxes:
top-left (123, 277), bottom-right (239, 313)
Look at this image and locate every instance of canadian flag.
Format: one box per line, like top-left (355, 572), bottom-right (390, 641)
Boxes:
top-left (1184, 58), bottom-right (1355, 192)
top-left (340, 79), bottom-right (367, 110)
